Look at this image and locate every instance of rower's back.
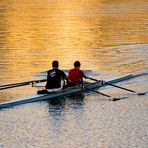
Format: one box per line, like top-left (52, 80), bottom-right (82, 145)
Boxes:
top-left (46, 60), bottom-right (66, 89)
top-left (46, 68), bottom-right (66, 89)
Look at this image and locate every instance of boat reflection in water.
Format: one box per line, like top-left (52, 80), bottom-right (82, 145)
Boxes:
top-left (47, 94), bottom-right (84, 116)
top-left (66, 94), bottom-right (84, 109)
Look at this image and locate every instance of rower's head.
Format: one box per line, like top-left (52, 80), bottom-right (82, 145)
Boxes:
top-left (74, 61), bottom-right (81, 69)
top-left (52, 60), bottom-right (59, 68)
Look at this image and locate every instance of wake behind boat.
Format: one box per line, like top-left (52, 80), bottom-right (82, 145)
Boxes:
top-left (0, 74), bottom-right (134, 109)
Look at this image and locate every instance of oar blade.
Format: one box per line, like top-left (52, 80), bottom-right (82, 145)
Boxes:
top-left (137, 92), bottom-right (146, 95)
top-left (110, 96), bottom-right (128, 101)
top-left (111, 98), bottom-right (121, 101)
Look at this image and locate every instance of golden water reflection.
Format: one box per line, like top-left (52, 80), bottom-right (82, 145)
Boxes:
top-left (0, 0), bottom-right (148, 83)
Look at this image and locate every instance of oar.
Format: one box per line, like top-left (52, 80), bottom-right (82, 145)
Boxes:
top-left (83, 86), bottom-right (121, 101)
top-left (0, 79), bottom-right (47, 90)
top-left (87, 77), bottom-right (145, 95)
top-left (0, 82), bottom-right (29, 90)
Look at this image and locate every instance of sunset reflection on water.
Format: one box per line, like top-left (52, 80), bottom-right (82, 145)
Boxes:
top-left (0, 1), bottom-right (147, 78)
top-left (0, 0), bottom-right (148, 148)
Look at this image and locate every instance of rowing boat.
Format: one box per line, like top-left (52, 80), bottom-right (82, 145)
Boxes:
top-left (0, 74), bottom-right (133, 109)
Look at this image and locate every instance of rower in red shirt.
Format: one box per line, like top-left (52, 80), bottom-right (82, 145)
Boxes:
top-left (68, 61), bottom-right (88, 86)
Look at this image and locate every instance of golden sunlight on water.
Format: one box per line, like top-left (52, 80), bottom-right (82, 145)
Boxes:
top-left (0, 0), bottom-right (148, 95)
top-left (0, 1), bottom-right (148, 148)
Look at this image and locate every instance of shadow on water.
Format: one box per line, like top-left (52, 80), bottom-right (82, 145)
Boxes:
top-left (66, 94), bottom-right (85, 109)
top-left (47, 97), bottom-right (66, 117)
top-left (47, 94), bottom-right (85, 116)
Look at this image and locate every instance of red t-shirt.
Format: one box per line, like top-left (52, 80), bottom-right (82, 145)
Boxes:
top-left (68, 68), bottom-right (85, 85)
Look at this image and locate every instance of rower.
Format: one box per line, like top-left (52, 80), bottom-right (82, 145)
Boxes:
top-left (68, 61), bottom-right (88, 86)
top-left (37, 60), bottom-right (68, 94)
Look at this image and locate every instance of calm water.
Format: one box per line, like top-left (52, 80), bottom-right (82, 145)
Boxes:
top-left (0, 0), bottom-right (148, 147)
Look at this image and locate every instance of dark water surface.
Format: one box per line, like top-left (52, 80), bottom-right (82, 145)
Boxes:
top-left (0, 0), bottom-right (148, 147)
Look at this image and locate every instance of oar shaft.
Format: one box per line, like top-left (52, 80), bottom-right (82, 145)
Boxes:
top-left (84, 86), bottom-right (121, 101)
top-left (85, 87), bottom-right (112, 98)
top-left (88, 77), bottom-right (136, 93)
top-left (0, 79), bottom-right (47, 90)
top-left (87, 77), bottom-right (145, 95)
top-left (87, 77), bottom-right (101, 82)
top-left (105, 82), bottom-right (135, 93)
top-left (0, 83), bottom-right (29, 90)
top-left (0, 82), bottom-right (29, 88)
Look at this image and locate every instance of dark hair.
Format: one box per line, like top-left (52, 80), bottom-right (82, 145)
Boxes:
top-left (52, 60), bottom-right (59, 68)
top-left (74, 61), bottom-right (81, 67)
